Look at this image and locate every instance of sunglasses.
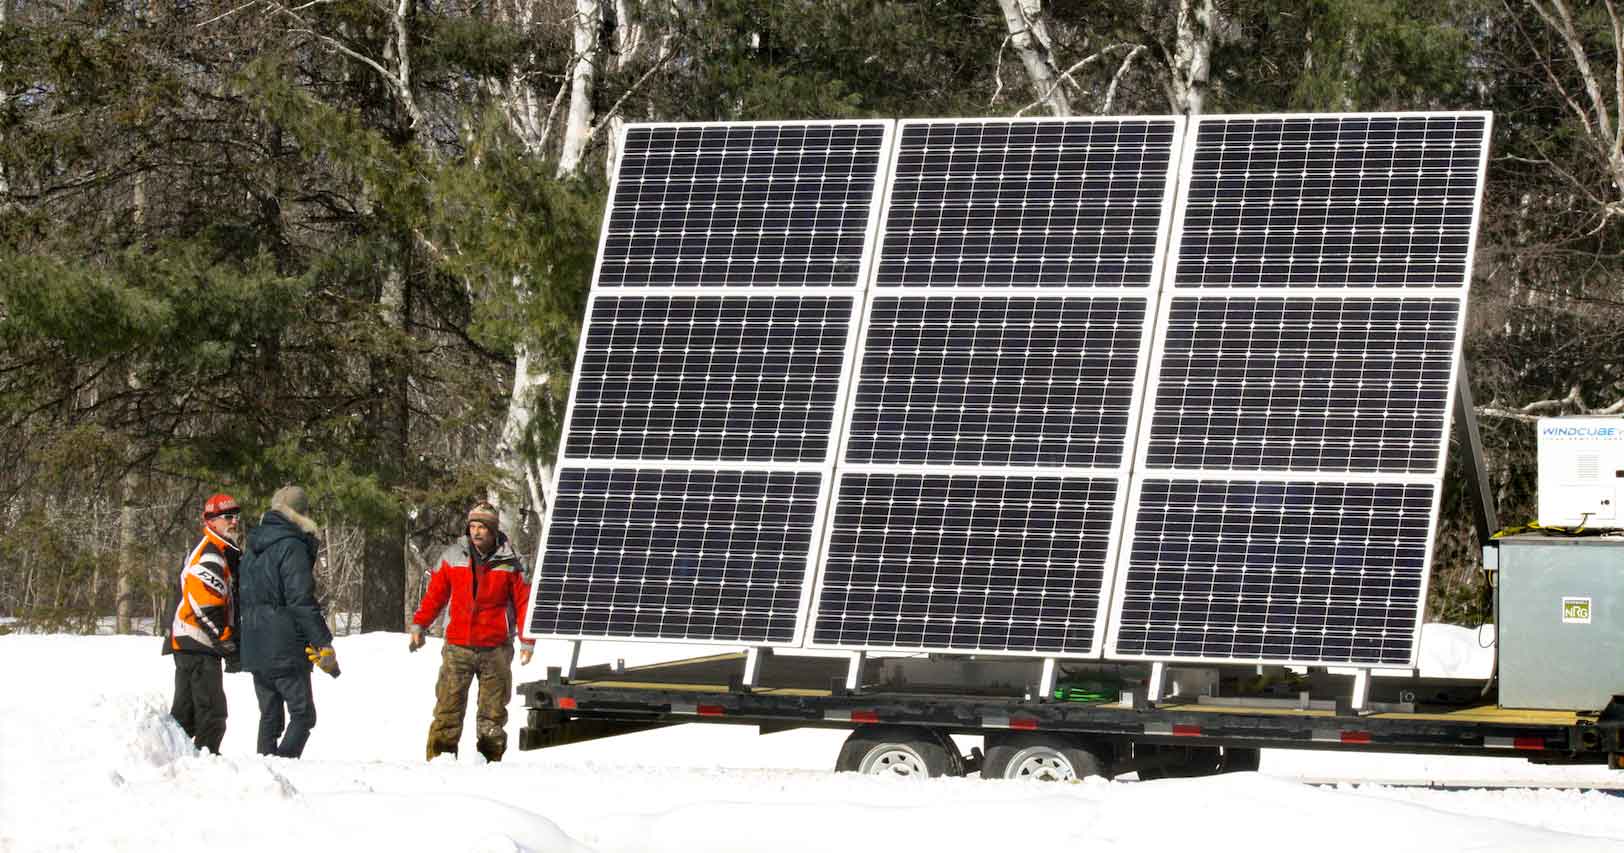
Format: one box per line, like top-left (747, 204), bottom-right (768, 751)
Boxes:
top-left (209, 510), bottom-right (242, 521)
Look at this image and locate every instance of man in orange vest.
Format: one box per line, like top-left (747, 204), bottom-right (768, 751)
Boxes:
top-left (408, 501), bottom-right (534, 761)
top-left (162, 493), bottom-right (242, 754)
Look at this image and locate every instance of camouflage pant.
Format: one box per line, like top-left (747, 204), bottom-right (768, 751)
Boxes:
top-left (426, 643), bottom-right (513, 761)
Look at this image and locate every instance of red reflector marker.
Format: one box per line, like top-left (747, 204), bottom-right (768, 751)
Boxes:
top-left (1341, 731), bottom-right (1372, 745)
top-left (850, 710), bottom-right (880, 724)
top-left (696, 704), bottom-right (725, 716)
top-left (556, 697), bottom-right (577, 710)
top-left (1514, 737), bottom-right (1544, 751)
top-left (1010, 717), bottom-right (1039, 731)
top-left (1172, 724), bottom-right (1201, 737)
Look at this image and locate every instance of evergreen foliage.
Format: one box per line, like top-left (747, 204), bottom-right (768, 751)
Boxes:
top-left (1, 0), bottom-right (1619, 632)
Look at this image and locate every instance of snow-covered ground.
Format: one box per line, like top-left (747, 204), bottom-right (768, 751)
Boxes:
top-left (3, 630), bottom-right (1622, 853)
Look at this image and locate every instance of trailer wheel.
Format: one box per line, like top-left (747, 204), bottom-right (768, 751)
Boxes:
top-left (1219, 746), bottom-right (1261, 773)
top-left (1135, 743), bottom-right (1256, 780)
top-left (835, 726), bottom-right (963, 778)
top-left (981, 733), bottom-right (1111, 781)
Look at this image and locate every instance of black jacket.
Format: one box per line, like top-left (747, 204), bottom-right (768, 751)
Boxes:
top-left (238, 510), bottom-right (333, 674)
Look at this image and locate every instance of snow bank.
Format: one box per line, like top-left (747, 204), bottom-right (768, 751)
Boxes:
top-left (3, 632), bottom-right (1622, 853)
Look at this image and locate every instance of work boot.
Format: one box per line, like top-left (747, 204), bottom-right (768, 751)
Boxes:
top-left (476, 738), bottom-right (504, 763)
top-left (426, 739), bottom-right (458, 761)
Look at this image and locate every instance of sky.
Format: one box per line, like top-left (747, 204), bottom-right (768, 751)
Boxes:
top-left (2, 629), bottom-right (1622, 853)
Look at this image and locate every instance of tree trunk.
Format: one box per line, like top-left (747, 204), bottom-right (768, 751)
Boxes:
top-left (997, 0), bottom-right (1072, 116)
top-left (115, 470), bottom-right (137, 634)
top-left (0, 0), bottom-right (11, 197)
top-left (360, 265), bottom-right (410, 633)
top-left (1167, 0), bottom-right (1216, 116)
top-left (483, 0), bottom-right (551, 156)
top-left (1529, 0), bottom-right (1624, 210)
top-left (490, 341), bottom-right (552, 535)
top-left (558, 0), bottom-right (602, 175)
top-left (488, 0), bottom-right (608, 535)
top-left (116, 366), bottom-right (141, 634)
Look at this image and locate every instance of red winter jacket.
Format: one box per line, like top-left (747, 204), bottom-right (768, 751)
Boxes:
top-left (411, 534), bottom-right (534, 650)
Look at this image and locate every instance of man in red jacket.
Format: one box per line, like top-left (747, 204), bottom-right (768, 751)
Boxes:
top-left (408, 501), bottom-right (534, 761)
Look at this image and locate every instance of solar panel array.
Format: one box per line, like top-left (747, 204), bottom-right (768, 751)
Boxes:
top-left (1106, 113), bottom-right (1491, 667)
top-left (530, 121), bottom-right (893, 644)
top-left (809, 118), bottom-right (1183, 656)
top-left (528, 111), bottom-right (1491, 670)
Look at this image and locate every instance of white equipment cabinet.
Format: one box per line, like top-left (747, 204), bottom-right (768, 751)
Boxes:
top-left (1537, 416), bottom-right (1624, 528)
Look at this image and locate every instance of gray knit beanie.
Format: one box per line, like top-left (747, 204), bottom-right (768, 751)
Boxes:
top-left (271, 485), bottom-right (309, 516)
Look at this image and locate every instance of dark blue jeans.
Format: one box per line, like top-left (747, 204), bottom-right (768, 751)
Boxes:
top-left (251, 669), bottom-right (316, 758)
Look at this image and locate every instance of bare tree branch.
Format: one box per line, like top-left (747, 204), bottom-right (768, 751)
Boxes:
top-left (990, 33), bottom-right (1012, 107)
top-left (1480, 384), bottom-right (1624, 420)
top-left (262, 0), bottom-right (425, 133)
top-left (1014, 42), bottom-right (1138, 116)
top-left (1103, 44), bottom-right (1146, 113)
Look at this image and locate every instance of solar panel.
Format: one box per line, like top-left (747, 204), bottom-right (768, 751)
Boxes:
top-left (537, 467), bottom-right (823, 640)
top-left (1106, 112), bottom-right (1492, 667)
top-left (599, 123), bottom-right (887, 288)
top-left (809, 117), bottom-right (1185, 656)
top-left (528, 120), bottom-right (894, 645)
top-left (564, 295), bottom-right (854, 463)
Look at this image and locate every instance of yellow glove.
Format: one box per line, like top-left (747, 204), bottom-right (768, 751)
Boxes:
top-left (305, 644), bottom-right (341, 678)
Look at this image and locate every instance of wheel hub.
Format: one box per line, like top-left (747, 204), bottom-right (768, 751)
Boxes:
top-left (861, 746), bottom-right (928, 777)
top-left (1008, 747), bottom-right (1076, 781)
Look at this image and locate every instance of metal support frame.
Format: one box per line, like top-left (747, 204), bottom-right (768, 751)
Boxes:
top-left (1351, 668), bottom-right (1371, 713)
top-left (561, 640), bottom-right (581, 681)
top-left (1038, 658), bottom-right (1058, 701)
top-left (1453, 365), bottom-right (1500, 545)
top-left (845, 651), bottom-right (866, 693)
top-left (1146, 661), bottom-right (1167, 704)
top-left (742, 646), bottom-right (772, 689)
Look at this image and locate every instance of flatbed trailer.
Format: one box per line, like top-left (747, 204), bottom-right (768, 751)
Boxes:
top-left (517, 651), bottom-right (1624, 780)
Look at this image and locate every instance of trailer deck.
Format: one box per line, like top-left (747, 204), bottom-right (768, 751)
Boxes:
top-left (517, 652), bottom-right (1624, 771)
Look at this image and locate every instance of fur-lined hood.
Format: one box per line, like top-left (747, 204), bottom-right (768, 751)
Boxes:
top-left (247, 509), bottom-right (319, 559)
top-left (268, 499), bottom-right (319, 535)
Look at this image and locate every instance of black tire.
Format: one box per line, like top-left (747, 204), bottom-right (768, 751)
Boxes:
top-left (835, 726), bottom-right (964, 778)
top-left (981, 733), bottom-right (1112, 781)
top-left (1133, 743), bottom-right (1221, 780)
top-left (1219, 746), bottom-right (1261, 773)
top-left (1134, 743), bottom-right (1257, 779)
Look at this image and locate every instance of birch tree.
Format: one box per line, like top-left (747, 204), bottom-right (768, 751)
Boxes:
top-left (994, 0), bottom-right (1219, 117)
top-left (487, 0), bottom-right (601, 537)
top-left (557, 0), bottom-right (603, 175)
top-left (490, 0), bottom-right (679, 538)
top-left (1162, 0), bottom-right (1217, 115)
top-left (1476, 0), bottom-right (1624, 422)
top-left (0, 0), bottom-right (11, 198)
top-left (1522, 0), bottom-right (1624, 227)
top-left (997, 0), bottom-right (1073, 116)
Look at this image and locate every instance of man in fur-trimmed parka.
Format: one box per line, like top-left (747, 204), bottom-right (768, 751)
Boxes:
top-left (408, 501), bottom-right (534, 762)
top-left (239, 485), bottom-right (338, 758)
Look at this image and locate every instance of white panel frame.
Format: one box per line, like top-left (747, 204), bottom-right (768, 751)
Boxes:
top-left (1103, 111), bottom-right (1494, 668)
top-left (806, 115), bottom-right (1189, 658)
top-left (524, 119), bottom-right (897, 649)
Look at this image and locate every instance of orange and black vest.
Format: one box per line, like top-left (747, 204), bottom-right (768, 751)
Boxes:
top-left (166, 526), bottom-right (241, 655)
